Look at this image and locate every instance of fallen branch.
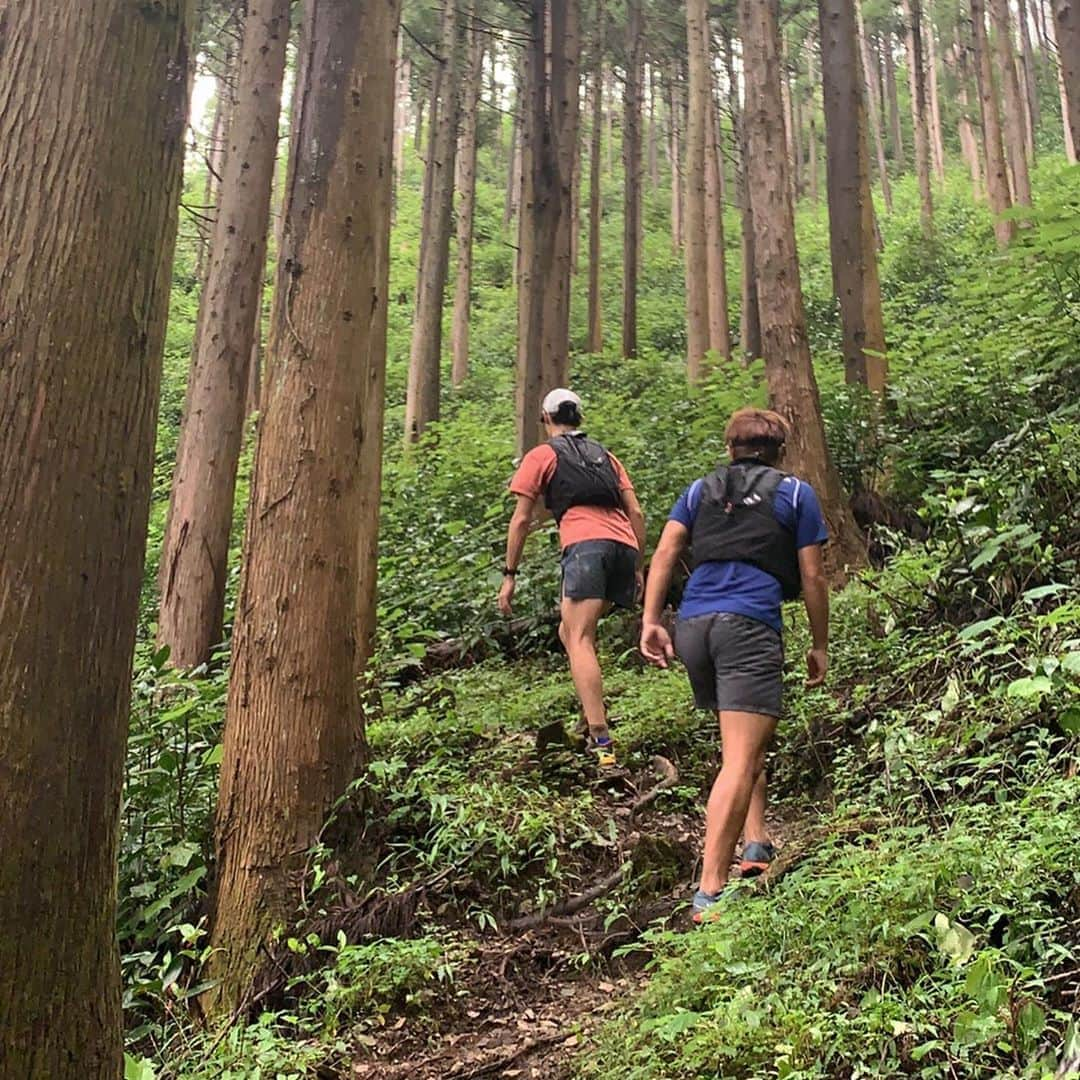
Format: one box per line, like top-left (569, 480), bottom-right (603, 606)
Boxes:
top-left (457, 1032), bottom-right (570, 1078)
top-left (506, 864), bottom-right (631, 931)
top-left (630, 755), bottom-right (679, 819)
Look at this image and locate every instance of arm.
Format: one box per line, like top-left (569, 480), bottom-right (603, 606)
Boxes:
top-left (639, 520), bottom-right (689, 667)
top-left (621, 488), bottom-right (647, 560)
top-left (498, 493), bottom-right (536, 616)
top-left (798, 543), bottom-right (829, 686)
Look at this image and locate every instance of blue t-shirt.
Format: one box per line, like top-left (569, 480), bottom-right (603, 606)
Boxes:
top-left (668, 473), bottom-right (828, 633)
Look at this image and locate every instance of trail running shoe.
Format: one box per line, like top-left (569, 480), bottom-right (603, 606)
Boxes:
top-left (691, 887), bottom-right (726, 924)
top-left (739, 840), bottom-right (777, 879)
top-left (590, 736), bottom-right (617, 769)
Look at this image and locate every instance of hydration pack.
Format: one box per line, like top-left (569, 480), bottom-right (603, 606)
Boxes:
top-left (689, 460), bottom-right (802, 600)
top-left (544, 434), bottom-right (623, 524)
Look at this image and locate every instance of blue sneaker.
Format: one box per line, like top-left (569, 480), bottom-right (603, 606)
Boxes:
top-left (739, 840), bottom-right (777, 879)
top-left (691, 887), bottom-right (725, 924)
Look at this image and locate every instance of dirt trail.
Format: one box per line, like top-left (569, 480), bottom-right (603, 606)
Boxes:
top-left (350, 751), bottom-right (803, 1080)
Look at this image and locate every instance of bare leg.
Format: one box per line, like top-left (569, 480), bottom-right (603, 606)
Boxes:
top-left (699, 711), bottom-right (777, 895)
top-left (742, 754), bottom-right (769, 844)
top-left (559, 596), bottom-right (611, 741)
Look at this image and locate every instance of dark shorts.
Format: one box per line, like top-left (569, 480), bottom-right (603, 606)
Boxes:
top-left (560, 540), bottom-right (638, 609)
top-left (674, 612), bottom-right (784, 716)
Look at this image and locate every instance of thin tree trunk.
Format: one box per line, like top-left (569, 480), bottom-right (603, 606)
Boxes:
top-left (793, 81), bottom-right (805, 200)
top-left (1017, 0), bottom-right (1040, 156)
top-left (622, 0), bottom-right (643, 360)
top-left (781, 34), bottom-right (797, 204)
top-left (952, 40), bottom-right (986, 199)
top-left (158, 0), bottom-right (291, 669)
top-left (648, 62), bottom-right (660, 188)
top-left (972, 0), bottom-right (1018, 244)
top-left (505, 78), bottom-right (522, 225)
top-left (606, 67), bottom-right (615, 175)
top-left (587, 60), bottom-right (604, 353)
top-left (414, 92), bottom-right (426, 151)
top-left (884, 32), bottom-right (906, 168)
top-left (902, 0), bottom-right (935, 235)
top-left (819, 0), bottom-right (888, 394)
top-left (207, 0), bottom-right (399, 1015)
top-left (808, 48), bottom-right (821, 206)
top-left (405, 0), bottom-right (460, 442)
top-left (1052, 0), bottom-right (1080, 160)
top-left (197, 54), bottom-right (235, 282)
top-left (858, 0), bottom-right (893, 210)
top-left (669, 74), bottom-right (684, 252)
top-left (684, 0), bottom-right (711, 377)
top-left (737, 0), bottom-right (866, 576)
top-left (926, 0), bottom-right (947, 181)
top-left (990, 0), bottom-right (1033, 207)
top-left (723, 27), bottom-right (761, 361)
top-left (394, 52), bottom-right (412, 198)
top-left (705, 80), bottom-right (732, 360)
top-left (0, 1), bottom-right (191, 1073)
top-left (451, 17), bottom-right (484, 387)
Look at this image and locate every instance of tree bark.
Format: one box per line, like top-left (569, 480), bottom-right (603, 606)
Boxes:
top-left (197, 52), bottom-right (235, 282)
top-left (158, 0), bottom-right (291, 669)
top-left (587, 59), bottom-right (604, 353)
top-left (394, 51), bottom-right (412, 200)
top-left (1017, 0), bottom-right (1040, 158)
top-left (925, 0), bottom-right (947, 181)
top-left (952, 39), bottom-right (985, 199)
top-left (723, 28), bottom-right (761, 362)
top-left (648, 62), bottom-right (660, 188)
top-left (0, 1), bottom-right (191, 1074)
top-left (990, 0), bottom-right (1033, 208)
top-left (972, 0), bottom-right (1018, 244)
top-left (1052, 0), bottom-right (1080, 160)
top-left (669, 73), bottom-right (684, 252)
top-left (902, 0), bottom-right (935, 235)
top-left (516, 0), bottom-right (579, 452)
top-left (622, 0), bottom-right (643, 360)
top-left (451, 14), bottom-right (484, 387)
top-left (405, 0), bottom-right (460, 442)
top-left (819, 0), bottom-right (888, 395)
top-left (737, 0), bottom-right (866, 576)
top-left (505, 77), bottom-right (522, 226)
top-left (705, 76), bottom-right (732, 361)
top-left (884, 32), bottom-right (906, 168)
top-left (207, 0), bottom-right (398, 1015)
top-left (857, 0), bottom-right (893, 211)
top-left (807, 48), bottom-right (821, 205)
top-left (684, 0), bottom-right (710, 378)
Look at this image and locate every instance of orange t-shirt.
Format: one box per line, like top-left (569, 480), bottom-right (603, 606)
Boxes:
top-left (509, 438), bottom-right (639, 552)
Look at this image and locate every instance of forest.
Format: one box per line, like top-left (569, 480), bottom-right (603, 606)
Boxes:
top-left (1, 0), bottom-right (1079, 1076)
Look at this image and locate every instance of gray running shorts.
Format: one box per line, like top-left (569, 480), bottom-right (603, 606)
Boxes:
top-left (560, 539), bottom-right (638, 609)
top-left (674, 611), bottom-right (784, 716)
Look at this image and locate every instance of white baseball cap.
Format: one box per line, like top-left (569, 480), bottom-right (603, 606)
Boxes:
top-left (541, 388), bottom-right (582, 416)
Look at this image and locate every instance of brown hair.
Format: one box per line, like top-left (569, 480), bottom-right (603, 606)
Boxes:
top-left (725, 407), bottom-right (790, 465)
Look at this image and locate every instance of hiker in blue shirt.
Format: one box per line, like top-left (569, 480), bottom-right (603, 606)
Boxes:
top-left (640, 407), bottom-right (830, 922)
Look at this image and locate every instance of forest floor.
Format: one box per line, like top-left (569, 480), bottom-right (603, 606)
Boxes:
top-left (350, 736), bottom-right (806, 1080)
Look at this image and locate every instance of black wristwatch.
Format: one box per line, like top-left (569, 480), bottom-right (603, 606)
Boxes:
top-left (502, 566), bottom-right (518, 577)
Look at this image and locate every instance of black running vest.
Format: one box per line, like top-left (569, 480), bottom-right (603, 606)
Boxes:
top-left (544, 433), bottom-right (623, 524)
top-left (689, 461), bottom-right (802, 600)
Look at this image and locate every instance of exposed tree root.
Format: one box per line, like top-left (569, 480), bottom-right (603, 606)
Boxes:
top-left (506, 864), bottom-right (632, 931)
top-left (630, 755), bottom-right (678, 819)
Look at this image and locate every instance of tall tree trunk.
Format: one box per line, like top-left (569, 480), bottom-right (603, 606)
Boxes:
top-left (723, 28), bottom-right (761, 362)
top-left (405, 0), bottom-right (460, 442)
top-left (669, 74), bottom-right (684, 252)
top-left (1052, 0), bottom-right (1080, 160)
top-left (505, 78), bottom-right (522, 225)
top-left (781, 35), bottom-right (797, 204)
top-left (807, 48), bottom-right (821, 205)
top-left (414, 91), bottom-right (426, 151)
top-left (648, 62), bottom-right (661, 188)
top-left (622, 0), bottom-right (643, 360)
top-left (925, 0), bottom-right (947, 181)
top-left (902, 0), bottom-right (935, 235)
top-left (1017, 0), bottom-right (1040, 155)
top-left (857, 0), bottom-right (893, 210)
top-left (451, 16), bottom-right (484, 387)
top-left (952, 39), bottom-right (986, 198)
top-left (819, 0), bottom-right (888, 394)
top-left (394, 51), bottom-right (412, 199)
top-left (884, 32), bottom-right (906, 168)
top-left (516, 0), bottom-right (579, 451)
top-left (207, 0), bottom-right (398, 1014)
top-left (587, 60), bottom-right (604, 353)
top-left (737, 0), bottom-right (865, 575)
top-left (158, 0), bottom-right (291, 669)
top-left (972, 0), bottom-right (1018, 244)
top-left (684, 0), bottom-right (711, 378)
top-left (990, 0), bottom-right (1033, 207)
top-left (197, 53), bottom-right (235, 282)
top-left (705, 79), bottom-right (732, 360)
top-left (0, 1), bottom-right (191, 1074)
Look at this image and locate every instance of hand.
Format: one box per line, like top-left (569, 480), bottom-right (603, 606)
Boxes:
top-left (497, 576), bottom-right (516, 616)
top-left (635, 569), bottom-right (645, 603)
top-left (805, 647), bottom-right (828, 687)
top-left (640, 621), bottom-right (675, 668)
